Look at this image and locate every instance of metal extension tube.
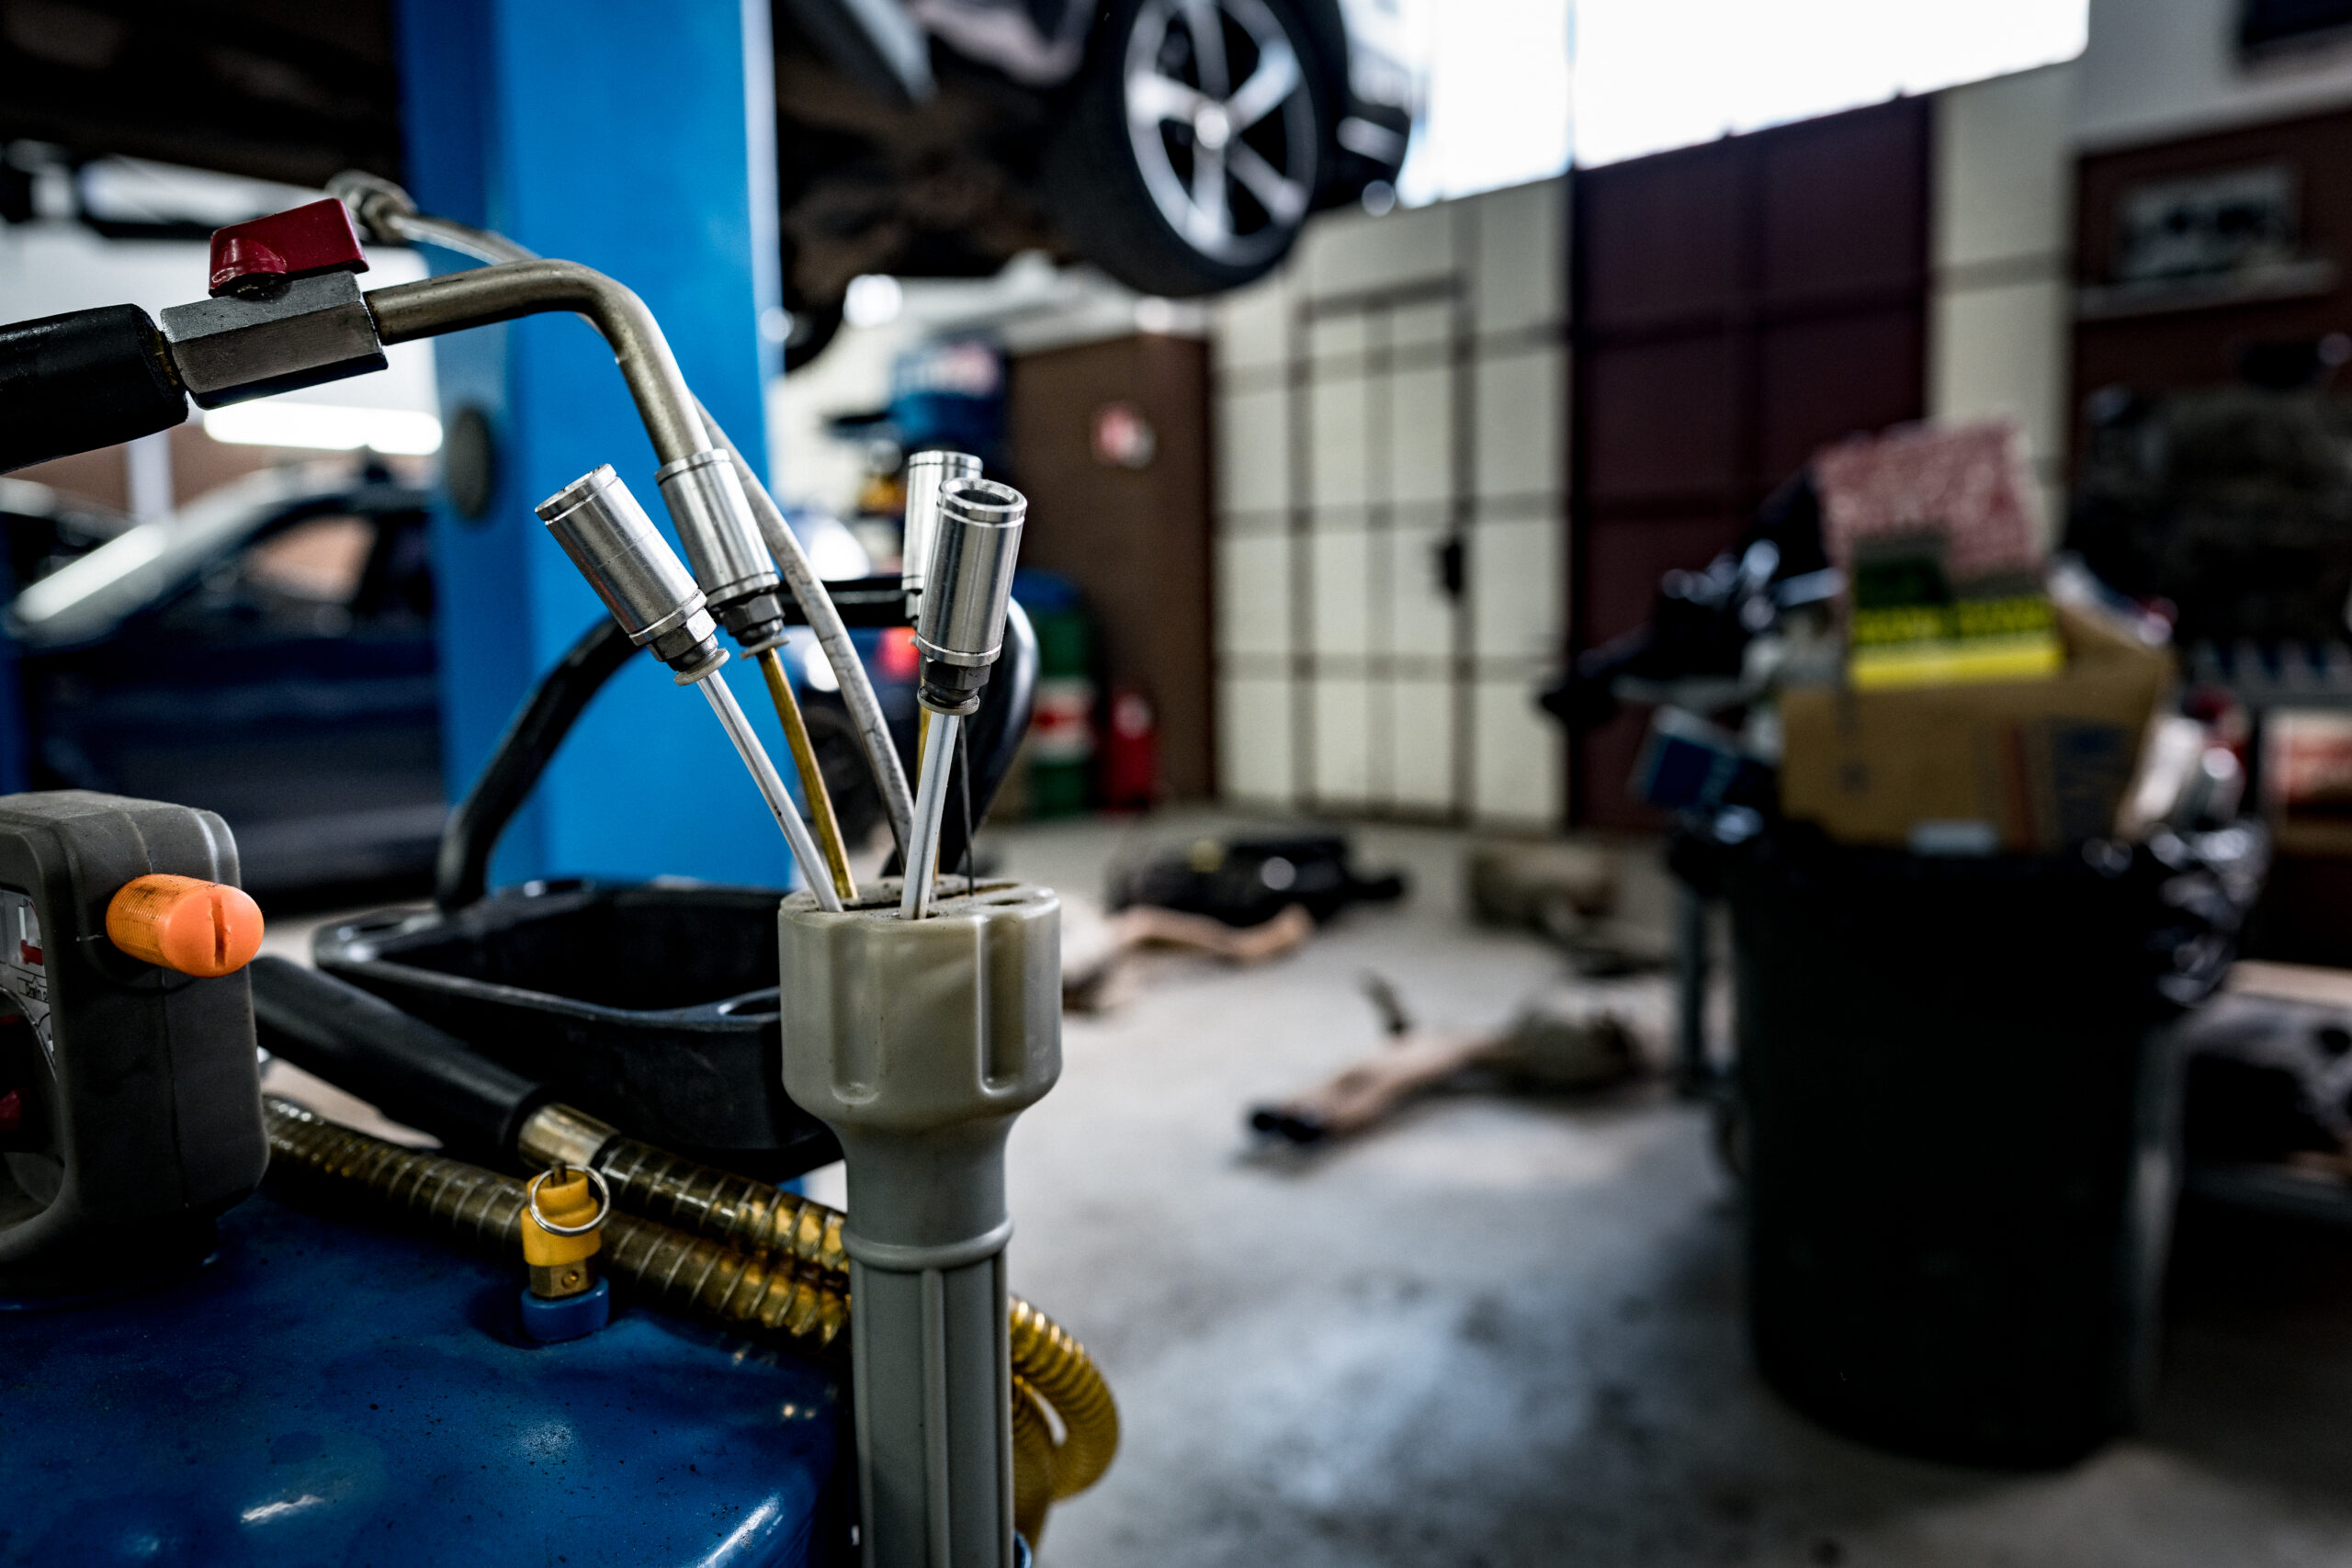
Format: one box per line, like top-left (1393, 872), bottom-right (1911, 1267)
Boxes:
top-left (534, 464), bottom-right (842, 909)
top-left (760, 649), bottom-right (858, 900)
top-left (332, 176), bottom-right (916, 863)
top-left (903, 478), bottom-right (1025, 919)
top-left (899, 711), bottom-right (962, 920)
top-left (700, 671), bottom-right (844, 913)
top-left (368, 262), bottom-right (707, 466)
top-left (700, 408), bottom-right (918, 858)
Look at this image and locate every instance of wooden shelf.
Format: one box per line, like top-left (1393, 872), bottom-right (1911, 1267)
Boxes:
top-left (2075, 258), bottom-right (2339, 322)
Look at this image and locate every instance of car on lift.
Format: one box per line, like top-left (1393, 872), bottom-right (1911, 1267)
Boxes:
top-left (771, 0), bottom-right (1416, 363)
top-left (0, 0), bottom-right (1410, 369)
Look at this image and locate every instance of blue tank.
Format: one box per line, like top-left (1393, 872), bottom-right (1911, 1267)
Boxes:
top-left (0, 1184), bottom-right (840, 1566)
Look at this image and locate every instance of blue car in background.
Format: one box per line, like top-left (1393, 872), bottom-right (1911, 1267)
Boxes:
top-left (5, 463), bottom-right (443, 896)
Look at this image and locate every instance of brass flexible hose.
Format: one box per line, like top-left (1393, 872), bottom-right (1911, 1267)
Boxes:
top-left (584, 1129), bottom-right (1121, 1498)
top-left (593, 1134), bottom-right (848, 1272)
top-left (1010, 1375), bottom-right (1058, 1546)
top-left (263, 1099), bottom-right (850, 1350)
top-left (1008, 1297), bottom-right (1119, 1497)
top-left (267, 1099), bottom-right (1097, 1529)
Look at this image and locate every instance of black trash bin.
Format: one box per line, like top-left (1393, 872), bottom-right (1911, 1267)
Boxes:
top-left (1712, 819), bottom-right (2261, 1466)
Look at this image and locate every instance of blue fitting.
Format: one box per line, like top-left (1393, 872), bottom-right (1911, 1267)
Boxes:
top-left (518, 1277), bottom-right (611, 1342)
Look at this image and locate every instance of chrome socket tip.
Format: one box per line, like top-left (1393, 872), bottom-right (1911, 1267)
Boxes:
top-left (538, 464), bottom-right (720, 675)
top-left (899, 449), bottom-right (985, 600)
top-left (657, 447), bottom-right (780, 609)
top-left (913, 477), bottom-right (1025, 671)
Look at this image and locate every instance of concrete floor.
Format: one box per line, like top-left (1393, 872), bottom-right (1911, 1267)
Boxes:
top-left (982, 814), bottom-right (2352, 1568)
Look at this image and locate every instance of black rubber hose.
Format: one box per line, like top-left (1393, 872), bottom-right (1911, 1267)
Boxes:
top-left (438, 596), bottom-right (1033, 906)
top-left (435, 616), bottom-right (637, 910)
top-left (250, 956), bottom-right (552, 1156)
top-left (0, 305), bottom-right (189, 473)
top-left (933, 597), bottom-right (1038, 878)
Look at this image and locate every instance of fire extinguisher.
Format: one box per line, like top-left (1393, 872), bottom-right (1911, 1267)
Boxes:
top-left (1100, 685), bottom-right (1158, 811)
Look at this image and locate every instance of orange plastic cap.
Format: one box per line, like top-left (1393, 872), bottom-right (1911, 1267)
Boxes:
top-left (105, 874), bottom-right (265, 976)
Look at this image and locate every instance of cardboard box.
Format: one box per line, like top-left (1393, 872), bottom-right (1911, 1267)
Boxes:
top-left (1780, 605), bottom-right (2175, 852)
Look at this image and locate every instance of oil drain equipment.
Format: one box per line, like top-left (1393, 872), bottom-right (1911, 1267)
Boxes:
top-left (0, 185), bottom-right (1085, 1566)
top-left (0, 186), bottom-right (915, 871)
top-left (902, 479), bottom-right (1027, 920)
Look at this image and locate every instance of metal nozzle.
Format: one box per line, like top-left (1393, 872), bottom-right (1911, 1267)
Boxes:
top-left (655, 448), bottom-right (787, 651)
top-left (914, 478), bottom-right (1025, 716)
top-left (537, 465), bottom-right (723, 679)
top-left (900, 449), bottom-right (983, 611)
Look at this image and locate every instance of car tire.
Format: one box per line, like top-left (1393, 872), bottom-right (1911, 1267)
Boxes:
top-left (1043, 0), bottom-right (1331, 298)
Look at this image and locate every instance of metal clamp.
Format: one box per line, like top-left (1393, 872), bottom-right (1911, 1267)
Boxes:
top-left (525, 1165), bottom-right (612, 1236)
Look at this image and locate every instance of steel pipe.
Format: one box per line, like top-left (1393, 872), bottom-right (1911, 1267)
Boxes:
top-left (700, 408), bottom-right (916, 859)
top-left (366, 260), bottom-right (709, 466)
top-left (334, 176), bottom-right (914, 861)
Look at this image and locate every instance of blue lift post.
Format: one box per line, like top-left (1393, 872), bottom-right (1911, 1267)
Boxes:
top-left (397, 0), bottom-right (801, 888)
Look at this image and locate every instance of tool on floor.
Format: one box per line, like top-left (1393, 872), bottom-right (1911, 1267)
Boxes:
top-left (535, 463), bottom-right (842, 912)
top-left (902, 478), bottom-right (1027, 919)
top-left (1060, 898), bottom-right (1317, 1011)
top-left (1250, 976), bottom-right (1647, 1144)
top-left (1109, 829), bottom-right (1409, 928)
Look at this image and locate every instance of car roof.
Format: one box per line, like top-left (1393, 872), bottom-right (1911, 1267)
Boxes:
top-left (8, 462), bottom-right (431, 650)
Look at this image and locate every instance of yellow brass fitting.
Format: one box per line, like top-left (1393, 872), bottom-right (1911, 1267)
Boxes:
top-left (522, 1164), bottom-right (608, 1300)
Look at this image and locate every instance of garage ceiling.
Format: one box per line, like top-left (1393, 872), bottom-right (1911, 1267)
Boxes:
top-left (0, 0), bottom-right (403, 186)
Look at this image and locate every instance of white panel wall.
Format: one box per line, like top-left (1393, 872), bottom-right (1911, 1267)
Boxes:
top-left (1928, 62), bottom-right (2078, 546)
top-left (1209, 176), bottom-right (1566, 828)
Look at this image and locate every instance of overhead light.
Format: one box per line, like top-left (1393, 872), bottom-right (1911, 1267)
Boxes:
top-left (202, 403), bottom-right (444, 456)
top-left (843, 274), bottom-right (903, 329)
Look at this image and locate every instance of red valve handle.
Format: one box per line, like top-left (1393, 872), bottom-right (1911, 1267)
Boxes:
top-left (207, 198), bottom-right (370, 298)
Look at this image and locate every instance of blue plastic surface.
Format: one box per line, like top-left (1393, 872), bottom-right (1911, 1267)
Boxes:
top-left (397, 0), bottom-right (805, 890)
top-left (518, 1275), bottom-right (611, 1341)
top-left (0, 1187), bottom-right (838, 1566)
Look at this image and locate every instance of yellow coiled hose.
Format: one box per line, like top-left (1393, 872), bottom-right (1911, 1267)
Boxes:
top-left (582, 1127), bottom-right (1119, 1499)
top-left (261, 1097), bottom-right (1116, 1538)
